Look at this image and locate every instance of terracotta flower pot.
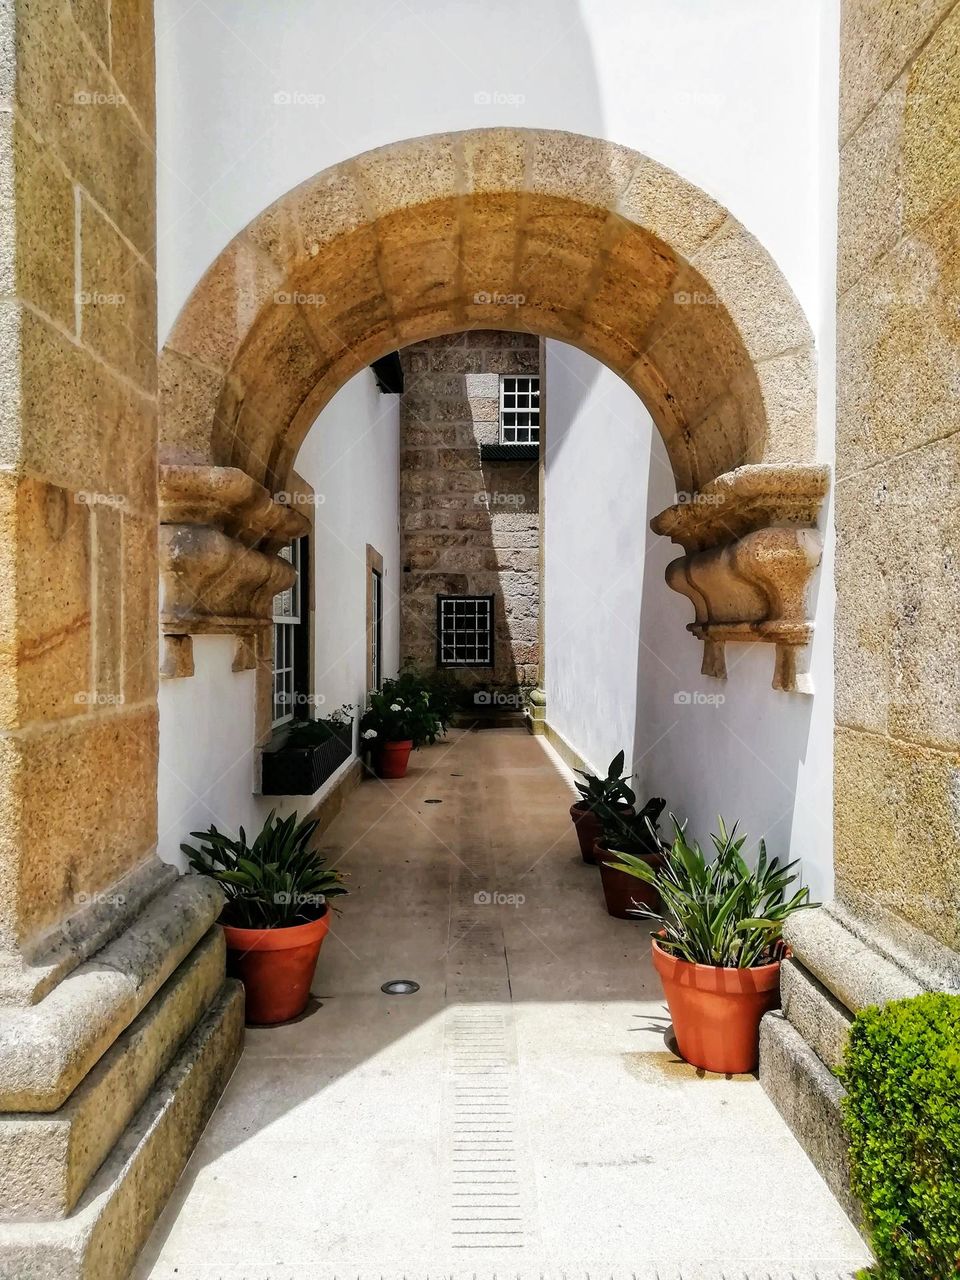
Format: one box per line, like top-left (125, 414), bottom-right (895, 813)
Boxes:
top-left (594, 840), bottom-right (662, 918)
top-left (569, 801), bottom-right (633, 863)
top-left (651, 937), bottom-right (783, 1074)
top-left (375, 739), bottom-right (413, 779)
top-left (222, 910), bottom-right (331, 1025)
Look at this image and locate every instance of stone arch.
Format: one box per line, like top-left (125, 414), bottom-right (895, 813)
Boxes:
top-left (158, 129), bottom-right (827, 690)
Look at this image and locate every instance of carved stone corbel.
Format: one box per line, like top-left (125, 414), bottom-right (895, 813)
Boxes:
top-left (651, 463), bottom-right (829, 693)
top-left (159, 464), bottom-right (310, 677)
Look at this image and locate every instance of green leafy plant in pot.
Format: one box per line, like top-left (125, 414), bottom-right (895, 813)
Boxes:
top-left (609, 816), bottom-right (816, 1073)
top-left (359, 676), bottom-right (444, 779)
top-left (569, 750), bottom-right (636, 864)
top-left (182, 810), bottom-right (347, 1025)
top-left (594, 796), bottom-right (666, 918)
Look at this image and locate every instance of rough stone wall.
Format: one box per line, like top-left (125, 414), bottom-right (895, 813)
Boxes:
top-left (0, 0), bottom-right (158, 957)
top-left (399, 332), bottom-right (541, 699)
top-left (835, 0), bottom-right (960, 948)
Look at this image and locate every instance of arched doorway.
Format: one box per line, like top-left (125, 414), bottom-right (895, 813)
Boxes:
top-left (159, 129), bottom-right (826, 692)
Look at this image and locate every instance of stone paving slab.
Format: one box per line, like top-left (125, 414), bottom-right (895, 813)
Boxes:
top-left (136, 731), bottom-right (871, 1279)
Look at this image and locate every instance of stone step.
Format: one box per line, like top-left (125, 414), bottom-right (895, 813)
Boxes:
top-left (452, 709), bottom-right (528, 730)
top-left (759, 1011), bottom-right (863, 1234)
top-left (780, 956), bottom-right (853, 1072)
top-left (0, 981), bottom-right (244, 1280)
top-left (0, 876), bottom-right (223, 1113)
top-left (0, 927), bottom-right (226, 1220)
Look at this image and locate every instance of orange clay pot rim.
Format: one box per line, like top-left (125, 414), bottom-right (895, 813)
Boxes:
top-left (221, 908), bottom-right (330, 951)
top-left (652, 934), bottom-right (787, 977)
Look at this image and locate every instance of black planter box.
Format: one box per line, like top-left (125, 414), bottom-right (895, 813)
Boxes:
top-left (260, 733), bottom-right (352, 796)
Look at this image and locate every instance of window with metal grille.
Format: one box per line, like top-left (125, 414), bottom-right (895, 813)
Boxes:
top-left (499, 374), bottom-right (540, 444)
top-left (272, 538), bottom-right (305, 727)
top-left (437, 595), bottom-right (494, 668)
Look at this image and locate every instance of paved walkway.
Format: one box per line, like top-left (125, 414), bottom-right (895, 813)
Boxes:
top-left (137, 729), bottom-right (871, 1280)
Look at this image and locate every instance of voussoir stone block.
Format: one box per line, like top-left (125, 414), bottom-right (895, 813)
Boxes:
top-left (0, 926), bottom-right (226, 1219)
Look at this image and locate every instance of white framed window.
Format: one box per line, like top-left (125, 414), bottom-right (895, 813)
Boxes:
top-left (499, 374), bottom-right (540, 445)
top-left (437, 595), bottom-right (494, 668)
top-left (272, 538), bottom-right (303, 727)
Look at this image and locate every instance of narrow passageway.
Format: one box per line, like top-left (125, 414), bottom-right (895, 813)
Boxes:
top-left (138, 731), bottom-right (869, 1280)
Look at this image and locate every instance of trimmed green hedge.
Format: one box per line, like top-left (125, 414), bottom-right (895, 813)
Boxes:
top-left (839, 992), bottom-right (960, 1278)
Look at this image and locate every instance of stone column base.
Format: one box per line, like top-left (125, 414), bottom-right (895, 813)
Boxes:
top-left (759, 895), bottom-right (960, 1226)
top-left (0, 874), bottom-right (244, 1278)
top-left (526, 687), bottom-right (547, 735)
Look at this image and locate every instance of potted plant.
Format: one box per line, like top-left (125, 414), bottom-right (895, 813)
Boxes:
top-left (392, 664), bottom-right (466, 733)
top-left (182, 809), bottom-right (347, 1025)
top-left (261, 704), bottom-right (354, 796)
top-left (569, 750), bottom-right (636, 863)
top-left (359, 676), bottom-right (443, 779)
top-left (608, 817), bottom-right (817, 1074)
top-left (594, 796), bottom-right (666, 918)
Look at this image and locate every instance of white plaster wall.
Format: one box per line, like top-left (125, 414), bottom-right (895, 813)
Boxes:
top-left (156, 0), bottom-right (825, 341)
top-left (157, 370), bottom-right (399, 867)
top-left (544, 342), bottom-right (835, 903)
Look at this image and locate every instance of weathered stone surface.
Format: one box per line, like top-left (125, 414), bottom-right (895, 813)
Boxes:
top-left (0, 927), bottom-right (225, 1219)
top-left (158, 348), bottom-right (223, 466)
top-left (0, 708), bottom-right (160, 949)
top-left (399, 333), bottom-right (541, 693)
top-left (0, 980), bottom-right (243, 1280)
top-left (108, 0), bottom-right (156, 139)
top-left (779, 957), bottom-right (853, 1073)
top-left (0, 474), bottom-right (92, 731)
top-left (691, 219), bottom-right (813, 365)
top-left (833, 472), bottom-right (892, 735)
top-left (615, 155), bottom-right (727, 259)
top-left (835, 728), bottom-right (960, 951)
top-left (0, 876), bottom-right (223, 1112)
top-left (91, 504), bottom-right (121, 702)
top-left (13, 0), bottom-right (156, 260)
top-left (165, 233), bottom-right (284, 373)
top-left (78, 194), bottom-right (156, 392)
top-left (837, 188), bottom-right (960, 476)
top-left (902, 3), bottom-right (960, 232)
top-left (0, 115), bottom-right (75, 331)
top-left (0, 859), bottom-right (176, 1009)
top-left (839, 0), bottom-right (955, 142)
top-left (785, 896), bottom-right (931, 1014)
top-left (1, 306), bottom-right (155, 512)
top-left (838, 77), bottom-right (904, 296)
top-left (121, 514), bottom-right (158, 704)
top-left (759, 1013), bottom-right (862, 1230)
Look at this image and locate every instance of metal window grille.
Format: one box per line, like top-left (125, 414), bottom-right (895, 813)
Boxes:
top-left (272, 540), bottom-right (302, 726)
top-left (499, 374), bottom-right (540, 444)
top-left (437, 595), bottom-right (494, 667)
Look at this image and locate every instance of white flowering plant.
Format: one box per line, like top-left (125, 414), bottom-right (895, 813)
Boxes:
top-left (359, 677), bottom-right (444, 750)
